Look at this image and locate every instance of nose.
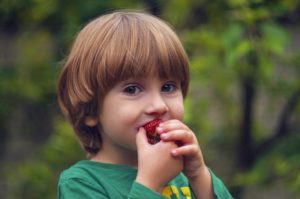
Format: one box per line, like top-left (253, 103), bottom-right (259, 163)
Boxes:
top-left (145, 93), bottom-right (169, 116)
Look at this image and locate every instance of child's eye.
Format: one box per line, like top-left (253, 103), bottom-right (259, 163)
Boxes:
top-left (123, 85), bottom-right (142, 95)
top-left (161, 82), bottom-right (178, 93)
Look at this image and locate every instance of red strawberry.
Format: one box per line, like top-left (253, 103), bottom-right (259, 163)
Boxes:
top-left (143, 119), bottom-right (162, 144)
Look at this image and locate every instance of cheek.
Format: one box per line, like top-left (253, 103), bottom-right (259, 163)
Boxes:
top-left (170, 100), bottom-right (184, 121)
top-left (116, 103), bottom-right (141, 126)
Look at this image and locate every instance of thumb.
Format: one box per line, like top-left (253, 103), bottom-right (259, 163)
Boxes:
top-left (136, 127), bottom-right (149, 149)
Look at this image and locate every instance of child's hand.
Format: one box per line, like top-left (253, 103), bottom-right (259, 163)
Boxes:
top-left (157, 120), bottom-right (215, 199)
top-left (157, 119), bottom-right (205, 179)
top-left (135, 127), bottom-right (183, 193)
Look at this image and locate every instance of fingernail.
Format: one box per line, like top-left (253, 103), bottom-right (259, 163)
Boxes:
top-left (160, 134), bottom-right (167, 139)
top-left (171, 150), bottom-right (177, 156)
top-left (156, 127), bottom-right (163, 133)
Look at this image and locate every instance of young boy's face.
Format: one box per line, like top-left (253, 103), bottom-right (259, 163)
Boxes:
top-left (98, 72), bottom-right (184, 153)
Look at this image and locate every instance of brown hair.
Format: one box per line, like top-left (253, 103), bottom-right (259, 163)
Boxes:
top-left (57, 11), bottom-right (190, 155)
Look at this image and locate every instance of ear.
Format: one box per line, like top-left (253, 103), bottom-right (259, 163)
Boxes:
top-left (85, 116), bottom-right (98, 127)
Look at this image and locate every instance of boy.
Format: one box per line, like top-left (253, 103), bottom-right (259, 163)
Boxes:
top-left (57, 10), bottom-right (233, 199)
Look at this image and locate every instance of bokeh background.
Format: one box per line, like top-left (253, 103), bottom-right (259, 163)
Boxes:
top-left (1, 0), bottom-right (300, 198)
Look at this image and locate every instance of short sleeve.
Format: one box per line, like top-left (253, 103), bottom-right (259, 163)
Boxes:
top-left (58, 178), bottom-right (108, 199)
top-left (128, 181), bottom-right (166, 199)
top-left (209, 169), bottom-right (234, 199)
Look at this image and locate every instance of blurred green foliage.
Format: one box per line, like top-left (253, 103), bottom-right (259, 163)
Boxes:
top-left (1, 0), bottom-right (300, 198)
top-left (5, 119), bottom-right (84, 199)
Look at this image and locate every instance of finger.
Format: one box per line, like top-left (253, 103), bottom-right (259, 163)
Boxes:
top-left (160, 129), bottom-right (195, 144)
top-left (158, 120), bottom-right (189, 134)
top-left (171, 145), bottom-right (199, 157)
top-left (136, 127), bottom-right (149, 149)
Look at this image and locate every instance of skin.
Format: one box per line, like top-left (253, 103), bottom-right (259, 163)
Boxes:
top-left (89, 72), bottom-right (215, 199)
top-left (156, 120), bottom-right (215, 198)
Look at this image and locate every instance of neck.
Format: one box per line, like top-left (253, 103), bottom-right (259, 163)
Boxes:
top-left (90, 143), bottom-right (138, 167)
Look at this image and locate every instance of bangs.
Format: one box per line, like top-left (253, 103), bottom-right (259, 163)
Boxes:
top-left (96, 12), bottom-right (189, 96)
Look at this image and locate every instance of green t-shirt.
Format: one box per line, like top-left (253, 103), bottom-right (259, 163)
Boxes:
top-left (57, 160), bottom-right (233, 199)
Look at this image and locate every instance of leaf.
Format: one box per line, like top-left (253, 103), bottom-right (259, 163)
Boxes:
top-left (261, 22), bottom-right (289, 55)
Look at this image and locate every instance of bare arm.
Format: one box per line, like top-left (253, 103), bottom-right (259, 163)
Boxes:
top-left (189, 166), bottom-right (215, 199)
